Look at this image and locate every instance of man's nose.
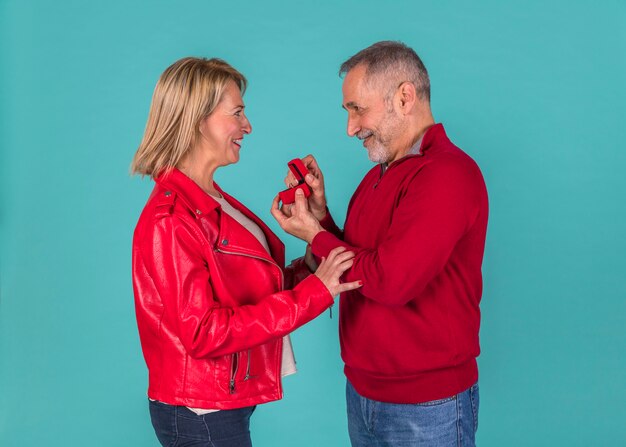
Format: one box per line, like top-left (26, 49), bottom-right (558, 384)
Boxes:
top-left (347, 116), bottom-right (360, 137)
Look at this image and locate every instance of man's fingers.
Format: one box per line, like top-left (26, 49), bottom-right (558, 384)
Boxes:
top-left (305, 173), bottom-right (321, 190)
top-left (294, 189), bottom-right (309, 214)
top-left (303, 155), bottom-right (319, 171)
top-left (284, 172), bottom-right (297, 187)
top-left (270, 195), bottom-right (288, 225)
top-left (279, 202), bottom-right (293, 218)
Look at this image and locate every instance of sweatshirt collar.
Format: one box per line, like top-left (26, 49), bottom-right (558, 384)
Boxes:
top-left (382, 123), bottom-right (445, 172)
top-left (419, 123), bottom-right (445, 154)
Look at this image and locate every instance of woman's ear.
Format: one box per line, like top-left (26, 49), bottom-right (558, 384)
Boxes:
top-left (197, 116), bottom-right (209, 140)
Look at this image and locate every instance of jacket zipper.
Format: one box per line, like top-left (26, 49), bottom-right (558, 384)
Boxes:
top-left (216, 247), bottom-right (284, 393)
top-left (373, 164), bottom-right (386, 188)
top-left (230, 353), bottom-right (239, 394)
top-left (230, 351), bottom-right (252, 393)
top-left (214, 247), bottom-right (285, 292)
top-left (244, 349), bottom-right (251, 380)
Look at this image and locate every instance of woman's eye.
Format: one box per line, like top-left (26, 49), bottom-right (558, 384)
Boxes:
top-left (234, 111), bottom-right (242, 117)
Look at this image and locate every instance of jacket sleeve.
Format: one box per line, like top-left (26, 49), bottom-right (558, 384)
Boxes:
top-left (311, 159), bottom-right (484, 306)
top-left (283, 256), bottom-right (312, 290)
top-left (141, 215), bottom-right (334, 359)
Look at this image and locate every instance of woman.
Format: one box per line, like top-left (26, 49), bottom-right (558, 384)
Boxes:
top-left (130, 57), bottom-right (360, 447)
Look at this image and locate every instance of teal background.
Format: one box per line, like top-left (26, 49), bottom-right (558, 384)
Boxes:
top-left (1, 0), bottom-right (625, 445)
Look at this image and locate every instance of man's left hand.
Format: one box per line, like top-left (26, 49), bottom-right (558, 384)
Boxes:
top-left (271, 189), bottom-right (324, 244)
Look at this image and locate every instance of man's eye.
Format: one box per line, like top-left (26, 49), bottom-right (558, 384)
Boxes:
top-left (234, 111), bottom-right (242, 117)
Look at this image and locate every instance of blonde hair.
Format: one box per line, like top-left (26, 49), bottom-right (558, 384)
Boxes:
top-left (130, 57), bottom-right (247, 178)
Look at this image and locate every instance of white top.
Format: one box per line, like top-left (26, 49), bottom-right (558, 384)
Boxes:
top-left (188, 193), bottom-right (297, 415)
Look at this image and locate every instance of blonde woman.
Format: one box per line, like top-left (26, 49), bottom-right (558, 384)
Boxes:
top-left (130, 57), bottom-right (361, 447)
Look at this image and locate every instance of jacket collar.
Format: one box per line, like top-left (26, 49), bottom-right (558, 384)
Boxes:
top-left (155, 168), bottom-right (285, 267)
top-left (156, 168), bottom-right (221, 217)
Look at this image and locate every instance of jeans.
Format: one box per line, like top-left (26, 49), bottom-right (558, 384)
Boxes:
top-left (346, 380), bottom-right (479, 447)
top-left (149, 400), bottom-right (256, 447)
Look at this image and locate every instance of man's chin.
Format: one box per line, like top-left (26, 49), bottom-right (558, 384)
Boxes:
top-left (367, 146), bottom-right (390, 164)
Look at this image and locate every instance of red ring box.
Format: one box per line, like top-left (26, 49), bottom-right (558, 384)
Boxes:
top-left (278, 158), bottom-right (312, 204)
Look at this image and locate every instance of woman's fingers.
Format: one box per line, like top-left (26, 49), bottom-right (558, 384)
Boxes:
top-left (333, 251), bottom-right (355, 265)
top-left (335, 281), bottom-right (363, 294)
top-left (338, 258), bottom-right (354, 270)
top-left (326, 246), bottom-right (348, 260)
top-left (326, 248), bottom-right (353, 267)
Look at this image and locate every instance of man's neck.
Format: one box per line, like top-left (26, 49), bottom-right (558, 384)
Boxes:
top-left (389, 117), bottom-right (435, 164)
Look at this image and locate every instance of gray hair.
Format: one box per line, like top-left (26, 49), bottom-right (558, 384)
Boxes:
top-left (339, 41), bottom-right (430, 102)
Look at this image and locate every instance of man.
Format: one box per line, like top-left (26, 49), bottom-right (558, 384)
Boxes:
top-left (271, 41), bottom-right (488, 446)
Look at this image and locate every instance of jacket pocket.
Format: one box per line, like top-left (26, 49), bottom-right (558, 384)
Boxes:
top-left (229, 350), bottom-right (254, 394)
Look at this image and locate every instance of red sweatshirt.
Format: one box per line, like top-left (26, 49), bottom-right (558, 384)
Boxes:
top-left (311, 124), bottom-right (488, 403)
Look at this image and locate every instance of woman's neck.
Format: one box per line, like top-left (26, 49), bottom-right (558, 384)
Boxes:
top-left (177, 151), bottom-right (221, 198)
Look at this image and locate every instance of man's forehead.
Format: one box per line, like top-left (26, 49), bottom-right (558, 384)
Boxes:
top-left (343, 65), bottom-right (368, 88)
top-left (342, 71), bottom-right (384, 105)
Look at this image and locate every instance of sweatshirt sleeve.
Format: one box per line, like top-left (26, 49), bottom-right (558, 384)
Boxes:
top-left (319, 209), bottom-right (344, 239)
top-left (311, 159), bottom-right (483, 306)
top-left (140, 215), bottom-right (334, 359)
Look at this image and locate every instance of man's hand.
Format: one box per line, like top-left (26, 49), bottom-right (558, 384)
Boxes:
top-left (284, 155), bottom-right (327, 221)
top-left (271, 189), bottom-right (324, 244)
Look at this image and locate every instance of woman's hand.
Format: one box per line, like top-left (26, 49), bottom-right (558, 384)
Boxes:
top-left (314, 247), bottom-right (362, 297)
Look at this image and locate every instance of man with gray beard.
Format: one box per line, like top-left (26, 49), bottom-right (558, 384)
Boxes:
top-left (272, 41), bottom-right (488, 446)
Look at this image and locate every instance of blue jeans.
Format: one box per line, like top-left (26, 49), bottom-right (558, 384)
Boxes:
top-left (346, 380), bottom-right (479, 447)
top-left (149, 400), bottom-right (256, 447)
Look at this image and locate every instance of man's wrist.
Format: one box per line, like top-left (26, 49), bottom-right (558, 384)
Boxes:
top-left (311, 205), bottom-right (328, 221)
top-left (306, 226), bottom-right (324, 245)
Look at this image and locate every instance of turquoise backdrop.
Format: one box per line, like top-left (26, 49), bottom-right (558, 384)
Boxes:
top-left (1, 1), bottom-right (625, 446)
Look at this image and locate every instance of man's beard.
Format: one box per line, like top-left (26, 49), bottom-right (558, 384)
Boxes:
top-left (358, 112), bottom-right (403, 164)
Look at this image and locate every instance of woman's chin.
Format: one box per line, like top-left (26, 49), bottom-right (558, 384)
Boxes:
top-left (230, 148), bottom-right (241, 163)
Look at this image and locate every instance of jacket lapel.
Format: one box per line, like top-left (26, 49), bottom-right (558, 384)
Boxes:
top-left (215, 186), bottom-right (286, 267)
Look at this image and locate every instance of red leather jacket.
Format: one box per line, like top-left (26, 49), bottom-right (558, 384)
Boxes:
top-left (132, 168), bottom-right (333, 410)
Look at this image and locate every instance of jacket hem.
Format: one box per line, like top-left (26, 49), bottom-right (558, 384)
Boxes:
top-left (147, 389), bottom-right (282, 410)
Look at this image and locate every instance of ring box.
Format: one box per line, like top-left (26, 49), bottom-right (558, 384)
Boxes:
top-left (278, 158), bottom-right (312, 204)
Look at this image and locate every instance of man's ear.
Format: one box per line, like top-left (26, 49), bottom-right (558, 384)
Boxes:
top-left (397, 81), bottom-right (417, 114)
